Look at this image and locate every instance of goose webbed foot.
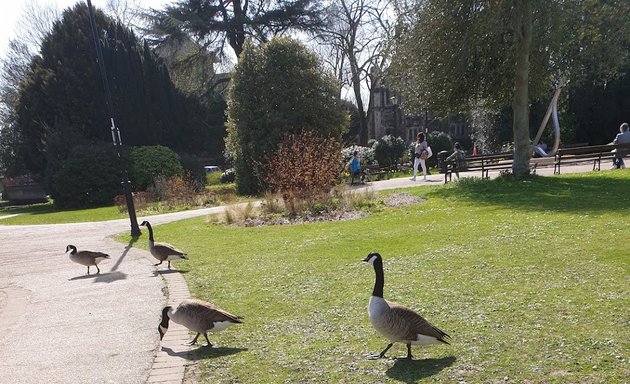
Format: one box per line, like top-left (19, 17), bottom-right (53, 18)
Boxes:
top-left (367, 343), bottom-right (393, 360)
top-left (95, 265), bottom-right (101, 274)
top-left (184, 333), bottom-right (200, 346)
top-left (154, 261), bottom-right (163, 267)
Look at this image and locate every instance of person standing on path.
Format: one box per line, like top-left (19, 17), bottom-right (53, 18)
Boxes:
top-left (411, 132), bottom-right (428, 181)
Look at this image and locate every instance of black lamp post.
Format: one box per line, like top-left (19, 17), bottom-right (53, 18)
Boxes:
top-left (86, 0), bottom-right (141, 237)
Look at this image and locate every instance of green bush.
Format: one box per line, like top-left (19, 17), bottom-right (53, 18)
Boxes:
top-left (373, 135), bottom-right (406, 169)
top-left (50, 145), bottom-right (121, 208)
top-left (129, 146), bottom-right (183, 190)
top-left (226, 37), bottom-right (348, 195)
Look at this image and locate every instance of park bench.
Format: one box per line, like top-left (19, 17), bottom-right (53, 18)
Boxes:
top-left (442, 143), bottom-right (630, 182)
top-left (443, 152), bottom-right (516, 183)
top-left (553, 143), bottom-right (630, 174)
top-left (350, 165), bottom-right (392, 185)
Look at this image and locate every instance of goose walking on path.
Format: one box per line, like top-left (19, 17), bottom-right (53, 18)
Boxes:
top-left (362, 252), bottom-right (450, 360)
top-left (140, 220), bottom-right (188, 269)
top-left (66, 245), bottom-right (110, 275)
top-left (159, 299), bottom-right (243, 347)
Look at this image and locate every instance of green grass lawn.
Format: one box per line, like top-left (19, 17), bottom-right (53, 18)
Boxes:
top-left (125, 170), bottom-right (629, 383)
top-left (0, 183), bottom-right (242, 225)
top-left (0, 202), bottom-right (126, 224)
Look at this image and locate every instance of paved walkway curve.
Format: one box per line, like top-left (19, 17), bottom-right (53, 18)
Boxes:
top-left (0, 205), bottom-right (237, 384)
top-left (0, 161), bottom-right (607, 384)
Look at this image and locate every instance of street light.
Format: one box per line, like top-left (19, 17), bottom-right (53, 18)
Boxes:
top-left (86, 0), bottom-right (141, 237)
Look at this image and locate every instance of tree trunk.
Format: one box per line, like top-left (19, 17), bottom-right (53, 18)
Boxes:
top-left (512, 0), bottom-right (532, 177)
top-left (348, 48), bottom-right (367, 145)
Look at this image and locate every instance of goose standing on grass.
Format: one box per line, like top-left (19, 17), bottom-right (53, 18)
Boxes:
top-left (362, 252), bottom-right (450, 360)
top-left (140, 220), bottom-right (188, 269)
top-left (66, 245), bottom-right (110, 275)
top-left (158, 299), bottom-right (243, 347)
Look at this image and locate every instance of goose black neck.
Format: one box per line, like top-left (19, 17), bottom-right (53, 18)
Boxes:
top-left (372, 258), bottom-right (384, 298)
top-left (145, 223), bottom-right (154, 241)
top-left (160, 306), bottom-right (170, 328)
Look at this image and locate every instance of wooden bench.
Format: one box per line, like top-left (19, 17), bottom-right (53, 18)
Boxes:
top-left (441, 143), bottom-right (630, 182)
top-left (443, 152), bottom-right (515, 183)
top-left (442, 152), bottom-right (549, 183)
top-left (350, 165), bottom-right (392, 185)
top-left (554, 143), bottom-right (630, 174)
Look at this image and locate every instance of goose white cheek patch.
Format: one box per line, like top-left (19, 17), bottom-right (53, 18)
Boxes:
top-left (159, 325), bottom-right (168, 335)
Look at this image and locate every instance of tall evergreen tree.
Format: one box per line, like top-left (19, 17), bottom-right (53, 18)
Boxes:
top-left (147, 0), bottom-right (325, 59)
top-left (13, 3), bottom-right (194, 179)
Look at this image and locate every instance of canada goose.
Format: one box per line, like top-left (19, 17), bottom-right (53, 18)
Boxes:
top-left (158, 299), bottom-right (243, 347)
top-left (362, 252), bottom-right (450, 360)
top-left (140, 220), bottom-right (188, 269)
top-left (66, 245), bottom-right (110, 275)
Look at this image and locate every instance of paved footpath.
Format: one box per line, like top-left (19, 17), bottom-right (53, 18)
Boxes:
top-left (0, 160), bottom-right (613, 384)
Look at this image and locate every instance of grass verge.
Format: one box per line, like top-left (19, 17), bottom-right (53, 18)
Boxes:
top-left (124, 170), bottom-right (629, 383)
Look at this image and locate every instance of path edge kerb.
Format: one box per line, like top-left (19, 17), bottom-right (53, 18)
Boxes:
top-left (146, 265), bottom-right (192, 384)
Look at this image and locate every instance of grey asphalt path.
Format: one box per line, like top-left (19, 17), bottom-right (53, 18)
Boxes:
top-left (0, 206), bottom-right (233, 384)
top-left (0, 159), bottom-right (613, 384)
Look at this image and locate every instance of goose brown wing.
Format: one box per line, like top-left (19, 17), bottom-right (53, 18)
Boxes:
top-left (388, 301), bottom-right (450, 343)
top-left (178, 299), bottom-right (242, 330)
top-left (76, 250), bottom-right (110, 261)
top-left (154, 242), bottom-right (186, 256)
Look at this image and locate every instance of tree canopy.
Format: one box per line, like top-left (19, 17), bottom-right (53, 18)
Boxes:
top-left (390, 0), bottom-right (630, 176)
top-left (147, 0), bottom-right (325, 60)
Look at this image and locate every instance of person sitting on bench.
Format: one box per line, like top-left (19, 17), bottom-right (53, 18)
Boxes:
top-left (445, 142), bottom-right (466, 179)
top-left (612, 122), bottom-right (630, 169)
top-left (350, 150), bottom-right (366, 184)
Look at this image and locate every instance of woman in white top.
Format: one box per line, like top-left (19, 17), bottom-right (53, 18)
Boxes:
top-left (411, 132), bottom-right (428, 181)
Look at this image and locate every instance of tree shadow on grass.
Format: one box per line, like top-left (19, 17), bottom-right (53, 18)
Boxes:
top-left (434, 173), bottom-right (630, 214)
top-left (161, 345), bottom-right (247, 361)
top-left (385, 355), bottom-right (456, 383)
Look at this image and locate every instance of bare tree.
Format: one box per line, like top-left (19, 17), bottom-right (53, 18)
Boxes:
top-left (314, 0), bottom-right (395, 145)
top-left (0, 1), bottom-right (60, 174)
top-left (13, 0), bottom-right (60, 54)
top-left (106, 0), bottom-right (144, 29)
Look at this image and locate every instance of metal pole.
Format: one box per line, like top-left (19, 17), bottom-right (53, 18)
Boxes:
top-left (86, 0), bottom-right (141, 236)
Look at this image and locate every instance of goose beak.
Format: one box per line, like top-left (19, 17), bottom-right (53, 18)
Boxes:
top-left (361, 255), bottom-right (370, 262)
